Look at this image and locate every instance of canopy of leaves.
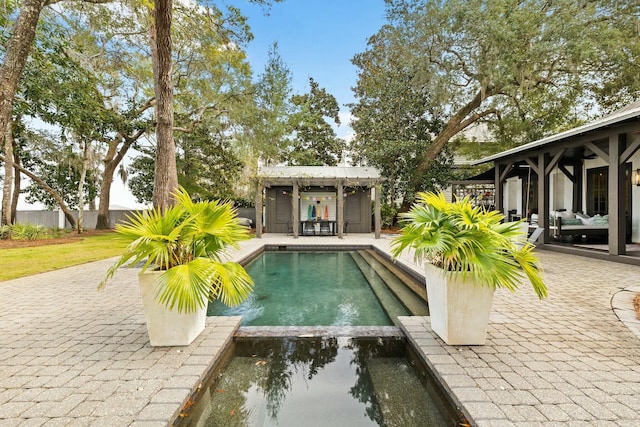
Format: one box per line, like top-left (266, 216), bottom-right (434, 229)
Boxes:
top-left (353, 0), bottom-right (640, 178)
top-left (249, 42), bottom-right (294, 166)
top-left (288, 78), bottom-right (344, 166)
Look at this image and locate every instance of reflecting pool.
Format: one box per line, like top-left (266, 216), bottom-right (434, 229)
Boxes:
top-left (181, 336), bottom-right (465, 427)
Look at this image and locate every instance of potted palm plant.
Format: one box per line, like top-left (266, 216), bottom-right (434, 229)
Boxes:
top-left (99, 187), bottom-right (254, 346)
top-left (391, 192), bottom-right (547, 345)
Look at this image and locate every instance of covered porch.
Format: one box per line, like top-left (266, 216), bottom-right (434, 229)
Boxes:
top-left (474, 101), bottom-right (640, 261)
top-left (255, 166), bottom-right (383, 239)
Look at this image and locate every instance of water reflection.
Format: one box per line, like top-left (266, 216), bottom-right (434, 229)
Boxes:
top-left (187, 336), bottom-right (454, 427)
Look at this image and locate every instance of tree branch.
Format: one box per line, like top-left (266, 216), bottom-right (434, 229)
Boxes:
top-left (0, 153), bottom-right (77, 228)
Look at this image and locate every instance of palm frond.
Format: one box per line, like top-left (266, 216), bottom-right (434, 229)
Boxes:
top-left (99, 186), bottom-right (255, 311)
top-left (392, 191), bottom-right (547, 299)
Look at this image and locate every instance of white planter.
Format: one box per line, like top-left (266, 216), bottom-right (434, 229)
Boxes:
top-left (139, 271), bottom-right (207, 346)
top-left (424, 263), bottom-right (495, 345)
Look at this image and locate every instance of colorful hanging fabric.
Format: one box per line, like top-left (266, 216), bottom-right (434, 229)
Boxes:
top-left (324, 205), bottom-right (329, 220)
top-left (307, 204), bottom-right (312, 220)
top-left (311, 205), bottom-right (316, 220)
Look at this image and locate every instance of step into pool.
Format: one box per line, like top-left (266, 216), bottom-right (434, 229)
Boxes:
top-left (178, 336), bottom-right (466, 427)
top-left (207, 250), bottom-right (428, 326)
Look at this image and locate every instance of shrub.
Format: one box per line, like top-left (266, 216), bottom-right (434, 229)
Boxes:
top-left (380, 203), bottom-right (398, 228)
top-left (0, 224), bottom-right (10, 240)
top-left (9, 223), bottom-right (47, 240)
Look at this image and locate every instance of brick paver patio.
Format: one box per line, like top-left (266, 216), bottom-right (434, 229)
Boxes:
top-left (1, 235), bottom-right (640, 426)
top-left (399, 249), bottom-right (640, 426)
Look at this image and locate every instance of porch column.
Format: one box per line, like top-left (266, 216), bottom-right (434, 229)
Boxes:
top-left (255, 181), bottom-right (263, 238)
top-left (374, 183), bottom-right (381, 239)
top-left (292, 181), bottom-right (299, 238)
top-left (494, 163), bottom-right (503, 213)
top-left (337, 181), bottom-right (344, 238)
top-left (538, 153), bottom-right (550, 244)
top-left (573, 158), bottom-right (583, 213)
top-left (609, 133), bottom-right (625, 255)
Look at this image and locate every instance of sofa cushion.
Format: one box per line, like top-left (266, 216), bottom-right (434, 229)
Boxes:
top-left (561, 218), bottom-right (583, 226)
top-left (593, 214), bottom-right (609, 226)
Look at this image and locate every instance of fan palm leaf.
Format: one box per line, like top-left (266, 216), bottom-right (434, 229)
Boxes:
top-left (99, 187), bottom-right (255, 312)
top-left (391, 191), bottom-right (547, 299)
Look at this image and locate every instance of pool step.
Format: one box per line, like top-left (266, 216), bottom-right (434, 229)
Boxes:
top-left (356, 250), bottom-right (429, 316)
top-left (350, 252), bottom-right (412, 325)
top-left (363, 249), bottom-right (427, 302)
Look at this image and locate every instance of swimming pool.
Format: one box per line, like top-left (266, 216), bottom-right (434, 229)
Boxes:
top-left (207, 250), bottom-right (428, 326)
top-left (180, 336), bottom-right (466, 427)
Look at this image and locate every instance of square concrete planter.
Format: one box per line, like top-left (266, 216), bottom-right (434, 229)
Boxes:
top-left (425, 263), bottom-right (495, 345)
top-left (139, 271), bottom-right (207, 346)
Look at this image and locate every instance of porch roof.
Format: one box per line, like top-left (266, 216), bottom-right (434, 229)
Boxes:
top-left (257, 166), bottom-right (381, 186)
top-left (473, 101), bottom-right (640, 164)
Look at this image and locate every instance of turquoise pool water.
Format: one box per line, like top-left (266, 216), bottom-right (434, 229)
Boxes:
top-left (207, 251), bottom-right (414, 326)
top-left (182, 337), bottom-right (464, 427)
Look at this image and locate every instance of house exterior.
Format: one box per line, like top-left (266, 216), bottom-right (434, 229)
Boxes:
top-left (474, 101), bottom-right (640, 259)
top-left (255, 166), bottom-right (382, 238)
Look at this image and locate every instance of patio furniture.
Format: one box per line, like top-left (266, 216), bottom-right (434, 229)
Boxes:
top-left (302, 221), bottom-right (316, 236)
top-left (319, 221), bottom-right (332, 236)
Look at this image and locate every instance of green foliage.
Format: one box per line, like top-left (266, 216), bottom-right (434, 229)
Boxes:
top-left (350, 25), bottom-right (454, 205)
top-left (23, 145), bottom-right (99, 210)
top-left (288, 78), bottom-right (344, 166)
top-left (391, 192), bottom-right (547, 299)
top-left (100, 188), bottom-right (254, 313)
top-left (177, 124), bottom-right (244, 201)
top-left (6, 223), bottom-right (47, 240)
top-left (127, 148), bottom-right (156, 205)
top-left (0, 223), bottom-right (71, 241)
top-left (354, 0), bottom-right (640, 194)
top-left (249, 42), bottom-right (294, 166)
top-left (0, 224), bottom-right (10, 239)
top-left (128, 125), bottom-right (245, 205)
top-left (230, 197), bottom-right (254, 208)
top-left (380, 203), bottom-right (398, 228)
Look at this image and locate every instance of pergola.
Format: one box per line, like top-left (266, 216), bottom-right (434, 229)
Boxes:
top-left (255, 166), bottom-right (382, 239)
top-left (474, 101), bottom-right (640, 258)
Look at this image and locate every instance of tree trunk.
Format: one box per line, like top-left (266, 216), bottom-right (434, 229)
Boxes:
top-left (96, 163), bottom-right (114, 229)
top-left (0, 0), bottom-right (47, 225)
top-left (400, 87), bottom-right (492, 211)
top-left (150, 0), bottom-right (178, 211)
top-left (2, 120), bottom-right (13, 225)
top-left (0, 153), bottom-right (76, 228)
top-left (76, 140), bottom-right (90, 234)
top-left (11, 150), bottom-right (21, 223)
top-left (96, 133), bottom-right (139, 229)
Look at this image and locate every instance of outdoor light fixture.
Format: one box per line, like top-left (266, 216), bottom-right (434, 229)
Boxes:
top-left (636, 169), bottom-right (640, 186)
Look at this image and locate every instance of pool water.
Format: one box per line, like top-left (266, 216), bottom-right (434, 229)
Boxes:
top-left (181, 336), bottom-right (463, 427)
top-left (208, 251), bottom-right (422, 326)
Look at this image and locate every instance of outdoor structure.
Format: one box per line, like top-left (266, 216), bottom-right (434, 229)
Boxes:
top-left (474, 101), bottom-right (640, 258)
top-left (255, 166), bottom-right (382, 239)
top-left (446, 167), bottom-right (496, 211)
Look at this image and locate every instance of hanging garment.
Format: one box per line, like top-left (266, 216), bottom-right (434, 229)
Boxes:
top-left (311, 205), bottom-right (316, 220)
top-left (307, 204), bottom-right (312, 220)
top-left (324, 205), bottom-right (329, 220)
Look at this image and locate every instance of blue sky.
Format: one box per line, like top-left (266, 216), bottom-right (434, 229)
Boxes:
top-left (228, 0), bottom-right (389, 139)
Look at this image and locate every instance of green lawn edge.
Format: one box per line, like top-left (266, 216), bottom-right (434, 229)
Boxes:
top-left (0, 233), bottom-right (128, 282)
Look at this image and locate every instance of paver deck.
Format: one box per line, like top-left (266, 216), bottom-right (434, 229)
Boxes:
top-left (1, 234), bottom-right (640, 426)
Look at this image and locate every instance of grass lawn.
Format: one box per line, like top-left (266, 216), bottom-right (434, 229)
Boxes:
top-left (0, 232), bottom-right (128, 282)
